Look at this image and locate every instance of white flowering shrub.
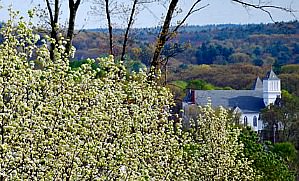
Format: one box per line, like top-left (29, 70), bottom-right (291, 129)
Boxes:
top-left (0, 12), bottom-right (256, 180)
top-left (182, 103), bottom-right (257, 180)
top-left (0, 14), bottom-right (183, 180)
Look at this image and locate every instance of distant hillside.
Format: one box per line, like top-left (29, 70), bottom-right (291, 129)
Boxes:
top-left (73, 21), bottom-right (299, 68)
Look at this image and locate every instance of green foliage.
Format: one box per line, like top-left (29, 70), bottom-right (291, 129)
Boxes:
top-left (188, 79), bottom-right (215, 90)
top-left (186, 79), bottom-right (232, 90)
top-left (71, 21), bottom-right (299, 68)
top-left (261, 90), bottom-right (299, 147)
top-left (170, 80), bottom-right (188, 89)
top-left (282, 89), bottom-right (294, 100)
top-left (280, 73), bottom-right (299, 96)
top-left (69, 59), bottom-right (99, 70)
top-left (271, 142), bottom-right (297, 163)
top-left (168, 63), bottom-right (265, 90)
top-left (195, 42), bottom-right (234, 65)
top-left (239, 128), bottom-right (295, 181)
top-left (124, 59), bottom-right (146, 73)
top-left (280, 66), bottom-right (299, 96)
top-left (178, 63), bottom-right (188, 69)
top-left (273, 59), bottom-right (282, 74)
top-left (281, 64), bottom-right (299, 74)
top-left (261, 104), bottom-right (283, 135)
top-left (229, 52), bottom-right (251, 64)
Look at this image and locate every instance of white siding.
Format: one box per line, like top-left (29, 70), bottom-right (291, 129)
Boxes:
top-left (241, 113), bottom-right (262, 131)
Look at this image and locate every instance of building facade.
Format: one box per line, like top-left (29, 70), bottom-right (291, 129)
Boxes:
top-left (182, 70), bottom-right (281, 131)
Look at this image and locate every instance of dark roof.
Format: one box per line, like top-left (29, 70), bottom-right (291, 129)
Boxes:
top-left (253, 77), bottom-right (263, 90)
top-left (194, 90), bottom-right (265, 113)
top-left (264, 69), bottom-right (279, 80)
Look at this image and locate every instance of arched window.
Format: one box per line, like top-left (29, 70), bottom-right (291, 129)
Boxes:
top-left (253, 116), bottom-right (258, 127)
top-left (244, 116), bottom-right (248, 126)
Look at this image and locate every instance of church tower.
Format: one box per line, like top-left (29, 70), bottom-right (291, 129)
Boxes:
top-left (263, 69), bottom-right (281, 106)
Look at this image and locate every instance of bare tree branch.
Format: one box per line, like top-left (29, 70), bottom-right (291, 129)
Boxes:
top-left (120, 0), bottom-right (138, 62)
top-left (167, 1), bottom-right (209, 41)
top-left (150, 0), bottom-right (206, 76)
top-left (232, 0), bottom-right (296, 22)
top-left (45, 0), bottom-right (54, 25)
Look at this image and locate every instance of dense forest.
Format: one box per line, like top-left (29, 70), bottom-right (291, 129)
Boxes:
top-left (72, 21), bottom-right (299, 97)
top-left (73, 21), bottom-right (299, 66)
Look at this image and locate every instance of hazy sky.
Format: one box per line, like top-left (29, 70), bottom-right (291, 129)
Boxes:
top-left (0, 0), bottom-right (298, 29)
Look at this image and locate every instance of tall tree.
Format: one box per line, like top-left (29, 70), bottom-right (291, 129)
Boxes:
top-left (90, 0), bottom-right (118, 55)
top-left (261, 90), bottom-right (299, 145)
top-left (44, 0), bottom-right (82, 60)
top-left (65, 0), bottom-right (82, 55)
top-left (240, 127), bottom-right (295, 181)
top-left (105, 0), bottom-right (113, 55)
top-left (92, 0), bottom-right (157, 60)
top-left (45, 0), bottom-right (60, 60)
top-left (150, 0), bottom-right (205, 75)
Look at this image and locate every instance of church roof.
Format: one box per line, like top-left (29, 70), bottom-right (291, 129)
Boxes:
top-left (194, 90), bottom-right (265, 113)
top-left (253, 77), bottom-right (263, 90)
top-left (264, 69), bottom-right (279, 80)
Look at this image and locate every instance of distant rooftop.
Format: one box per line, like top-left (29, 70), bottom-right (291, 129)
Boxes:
top-left (194, 90), bottom-right (265, 113)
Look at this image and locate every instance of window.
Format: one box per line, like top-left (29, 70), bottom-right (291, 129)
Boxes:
top-left (253, 116), bottom-right (257, 127)
top-left (244, 116), bottom-right (248, 126)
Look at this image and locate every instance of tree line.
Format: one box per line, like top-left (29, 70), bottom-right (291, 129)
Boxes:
top-left (70, 21), bottom-right (299, 68)
top-left (17, 0), bottom-right (294, 76)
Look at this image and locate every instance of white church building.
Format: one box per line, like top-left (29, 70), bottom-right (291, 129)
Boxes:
top-left (182, 70), bottom-right (281, 132)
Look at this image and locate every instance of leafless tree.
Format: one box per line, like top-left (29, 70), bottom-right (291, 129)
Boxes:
top-left (91, 0), bottom-right (159, 60)
top-left (44, 0), bottom-right (82, 60)
top-left (66, 0), bottom-right (82, 54)
top-left (45, 0), bottom-right (60, 60)
top-left (90, 0), bottom-right (119, 55)
top-left (105, 0), bottom-right (113, 55)
top-left (90, 0), bottom-right (296, 79)
top-left (120, 0), bottom-right (138, 62)
top-left (150, 0), bottom-right (207, 75)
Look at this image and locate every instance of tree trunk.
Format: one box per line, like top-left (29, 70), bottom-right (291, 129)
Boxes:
top-left (66, 0), bottom-right (81, 56)
top-left (150, 0), bottom-right (179, 74)
top-left (105, 0), bottom-right (114, 55)
top-left (45, 0), bottom-right (60, 60)
top-left (120, 0), bottom-right (138, 62)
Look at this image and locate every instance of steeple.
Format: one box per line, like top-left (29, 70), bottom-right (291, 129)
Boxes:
top-left (253, 77), bottom-right (263, 91)
top-left (265, 69), bottom-right (279, 80)
top-left (263, 69), bottom-right (281, 106)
